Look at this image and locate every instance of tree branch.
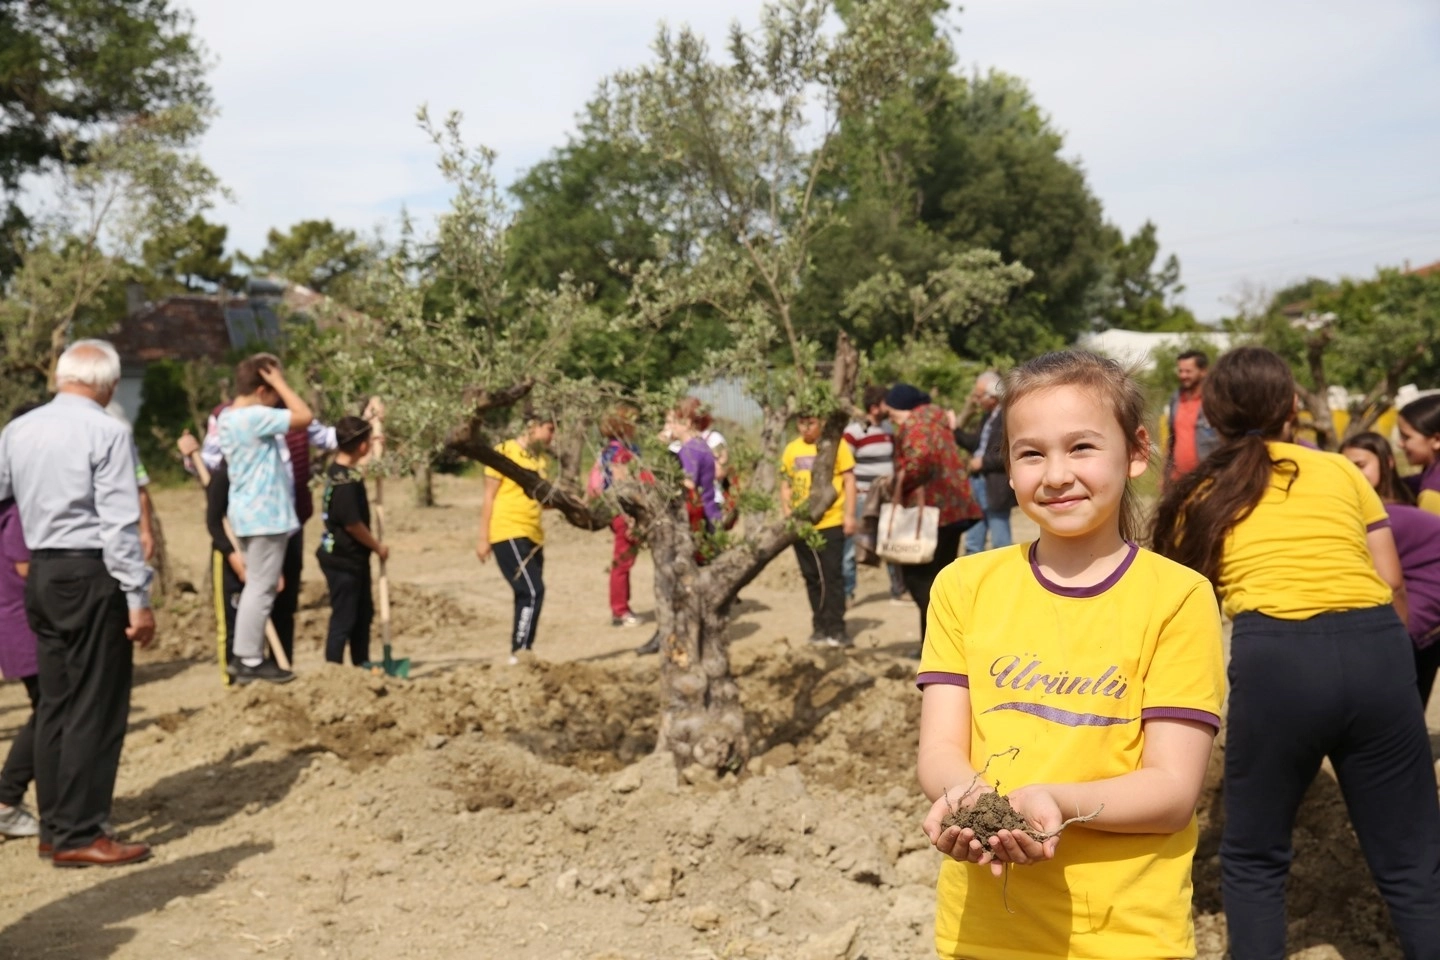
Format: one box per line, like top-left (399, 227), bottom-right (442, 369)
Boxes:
top-left (442, 378), bottom-right (608, 532)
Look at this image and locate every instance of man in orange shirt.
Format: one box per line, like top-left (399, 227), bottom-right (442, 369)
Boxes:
top-left (1165, 350), bottom-right (1218, 485)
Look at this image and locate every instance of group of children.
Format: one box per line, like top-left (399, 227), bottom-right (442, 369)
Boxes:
top-left (194, 353), bottom-right (387, 682)
top-left (917, 347), bottom-right (1440, 960)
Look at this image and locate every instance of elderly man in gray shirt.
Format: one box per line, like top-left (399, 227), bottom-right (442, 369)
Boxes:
top-left (0, 339), bottom-right (155, 867)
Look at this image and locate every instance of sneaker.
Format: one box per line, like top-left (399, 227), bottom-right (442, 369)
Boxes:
top-left (889, 595), bottom-right (912, 606)
top-left (0, 803), bottom-right (39, 838)
top-left (807, 634), bottom-right (837, 647)
top-left (612, 614), bottom-right (641, 628)
top-left (507, 655), bottom-right (520, 666)
top-left (635, 634), bottom-right (660, 656)
top-left (233, 660), bottom-right (295, 685)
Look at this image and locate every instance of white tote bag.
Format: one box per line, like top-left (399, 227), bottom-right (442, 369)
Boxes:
top-left (877, 473), bottom-right (940, 564)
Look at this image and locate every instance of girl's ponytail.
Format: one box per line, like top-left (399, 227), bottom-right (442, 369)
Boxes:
top-left (1151, 347), bottom-right (1299, 585)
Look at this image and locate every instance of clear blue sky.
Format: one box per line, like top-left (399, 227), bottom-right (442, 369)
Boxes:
top-left (187, 0), bottom-right (1440, 322)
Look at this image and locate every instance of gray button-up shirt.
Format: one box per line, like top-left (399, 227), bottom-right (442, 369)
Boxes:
top-left (0, 393), bottom-right (153, 609)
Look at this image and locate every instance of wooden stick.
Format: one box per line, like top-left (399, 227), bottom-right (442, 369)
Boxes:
top-left (189, 450), bottom-right (293, 671)
top-left (370, 413), bottom-right (391, 650)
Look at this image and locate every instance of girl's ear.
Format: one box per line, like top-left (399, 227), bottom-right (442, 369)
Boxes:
top-left (1129, 426), bottom-right (1151, 480)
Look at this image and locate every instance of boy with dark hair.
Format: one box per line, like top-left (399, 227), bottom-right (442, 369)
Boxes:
top-left (318, 417), bottom-right (387, 667)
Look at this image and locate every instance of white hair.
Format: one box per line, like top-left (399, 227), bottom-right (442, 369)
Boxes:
top-left (56, 339), bottom-right (122, 391)
top-left (976, 369), bottom-right (1002, 398)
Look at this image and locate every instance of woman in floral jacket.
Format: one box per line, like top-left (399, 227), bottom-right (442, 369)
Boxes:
top-left (884, 384), bottom-right (980, 652)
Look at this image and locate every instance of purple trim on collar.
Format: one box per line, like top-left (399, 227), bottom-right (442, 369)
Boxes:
top-left (1141, 706), bottom-right (1221, 731)
top-left (1028, 541), bottom-right (1140, 598)
top-left (916, 671), bottom-right (968, 690)
top-left (1366, 518), bottom-right (1392, 532)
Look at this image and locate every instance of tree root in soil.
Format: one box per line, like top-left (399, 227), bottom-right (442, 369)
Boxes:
top-left (937, 747), bottom-right (1105, 915)
top-left (940, 747), bottom-right (1104, 844)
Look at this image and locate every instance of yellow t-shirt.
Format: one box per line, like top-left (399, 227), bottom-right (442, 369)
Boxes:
top-left (484, 439), bottom-right (550, 545)
top-left (1418, 489), bottom-right (1440, 517)
top-left (1217, 442), bottom-right (1391, 620)
top-left (918, 543), bottom-right (1225, 960)
top-left (781, 437), bottom-right (856, 531)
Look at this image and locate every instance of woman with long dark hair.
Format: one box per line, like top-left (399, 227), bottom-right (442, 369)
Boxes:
top-left (1152, 346), bottom-right (1440, 959)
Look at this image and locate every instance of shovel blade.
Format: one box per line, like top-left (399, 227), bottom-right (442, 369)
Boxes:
top-left (382, 644), bottom-right (410, 679)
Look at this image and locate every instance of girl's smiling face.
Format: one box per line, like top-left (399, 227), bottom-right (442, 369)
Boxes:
top-left (1006, 385), bottom-right (1149, 543)
top-left (1397, 416), bottom-right (1440, 468)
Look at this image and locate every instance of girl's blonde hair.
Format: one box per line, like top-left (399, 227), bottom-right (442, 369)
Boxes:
top-left (1000, 350), bottom-right (1149, 542)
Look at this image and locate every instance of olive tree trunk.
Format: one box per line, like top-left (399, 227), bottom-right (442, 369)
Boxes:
top-left (445, 336), bottom-right (860, 775)
top-left (412, 461), bottom-right (434, 507)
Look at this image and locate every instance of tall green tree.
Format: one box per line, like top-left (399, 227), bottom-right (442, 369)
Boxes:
top-left (505, 109), bottom-right (727, 387)
top-left (142, 213), bottom-right (232, 290)
top-left (0, 0), bottom-right (210, 277)
top-left (1233, 267), bottom-right (1440, 448)
top-left (1092, 220), bottom-right (1198, 332)
top-left (0, 103), bottom-right (222, 411)
top-left (239, 219), bottom-right (373, 301)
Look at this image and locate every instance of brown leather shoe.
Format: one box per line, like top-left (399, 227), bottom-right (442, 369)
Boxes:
top-left (52, 836), bottom-right (151, 868)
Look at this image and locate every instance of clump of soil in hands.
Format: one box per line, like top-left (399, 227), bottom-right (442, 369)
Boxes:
top-left (942, 790), bottom-right (1032, 841)
top-left (940, 747), bottom-right (1103, 845)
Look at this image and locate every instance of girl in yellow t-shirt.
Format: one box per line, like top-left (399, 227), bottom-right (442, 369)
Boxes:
top-left (476, 414), bottom-right (555, 665)
top-left (918, 351), bottom-right (1225, 960)
top-left (1153, 347), bottom-right (1440, 960)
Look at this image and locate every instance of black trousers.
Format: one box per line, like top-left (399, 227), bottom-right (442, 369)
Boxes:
top-left (0, 674), bottom-right (40, 807)
top-left (213, 550), bottom-right (243, 675)
top-left (1222, 607), bottom-right (1440, 960)
top-left (1417, 640), bottom-right (1440, 709)
top-left (793, 526), bottom-right (846, 639)
top-left (24, 555), bottom-right (133, 851)
top-left (901, 521), bottom-right (968, 646)
top-left (271, 530), bottom-right (304, 662)
top-left (322, 564), bottom-right (373, 666)
top-left (493, 538), bottom-right (544, 653)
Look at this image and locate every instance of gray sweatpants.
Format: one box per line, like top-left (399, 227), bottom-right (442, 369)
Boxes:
top-left (235, 533), bottom-right (289, 662)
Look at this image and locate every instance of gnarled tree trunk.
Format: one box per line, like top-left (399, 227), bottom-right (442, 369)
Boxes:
top-left (650, 502), bottom-right (748, 774)
top-left (443, 336), bottom-right (860, 776)
top-left (412, 462), bottom-right (434, 507)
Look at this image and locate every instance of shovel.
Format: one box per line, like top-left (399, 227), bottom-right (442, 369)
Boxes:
top-left (369, 415), bottom-right (408, 678)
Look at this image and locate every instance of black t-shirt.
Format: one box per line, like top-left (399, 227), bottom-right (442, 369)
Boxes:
top-left (317, 462), bottom-right (371, 572)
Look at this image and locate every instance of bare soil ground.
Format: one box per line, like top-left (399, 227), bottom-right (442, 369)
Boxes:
top-left (0, 473), bottom-right (1434, 959)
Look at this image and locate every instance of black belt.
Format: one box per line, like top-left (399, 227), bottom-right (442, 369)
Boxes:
top-left (31, 549), bottom-right (103, 560)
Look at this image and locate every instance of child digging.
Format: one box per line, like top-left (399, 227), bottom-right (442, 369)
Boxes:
top-left (918, 351), bottom-right (1225, 959)
top-left (318, 417), bottom-right (387, 668)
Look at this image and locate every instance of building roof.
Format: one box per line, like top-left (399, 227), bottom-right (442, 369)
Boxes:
top-left (110, 280), bottom-right (328, 368)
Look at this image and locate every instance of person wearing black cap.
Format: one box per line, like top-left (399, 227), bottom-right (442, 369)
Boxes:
top-left (883, 383), bottom-right (980, 653)
top-left (317, 417), bottom-right (388, 667)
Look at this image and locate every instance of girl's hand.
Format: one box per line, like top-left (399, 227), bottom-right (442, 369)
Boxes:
top-left (923, 785), bottom-right (999, 869)
top-left (983, 784), bottom-right (1062, 869)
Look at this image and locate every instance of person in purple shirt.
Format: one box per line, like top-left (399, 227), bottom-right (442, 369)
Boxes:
top-left (667, 398), bottom-right (722, 531)
top-left (1342, 431), bottom-right (1440, 707)
top-left (0, 402), bottom-right (43, 838)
